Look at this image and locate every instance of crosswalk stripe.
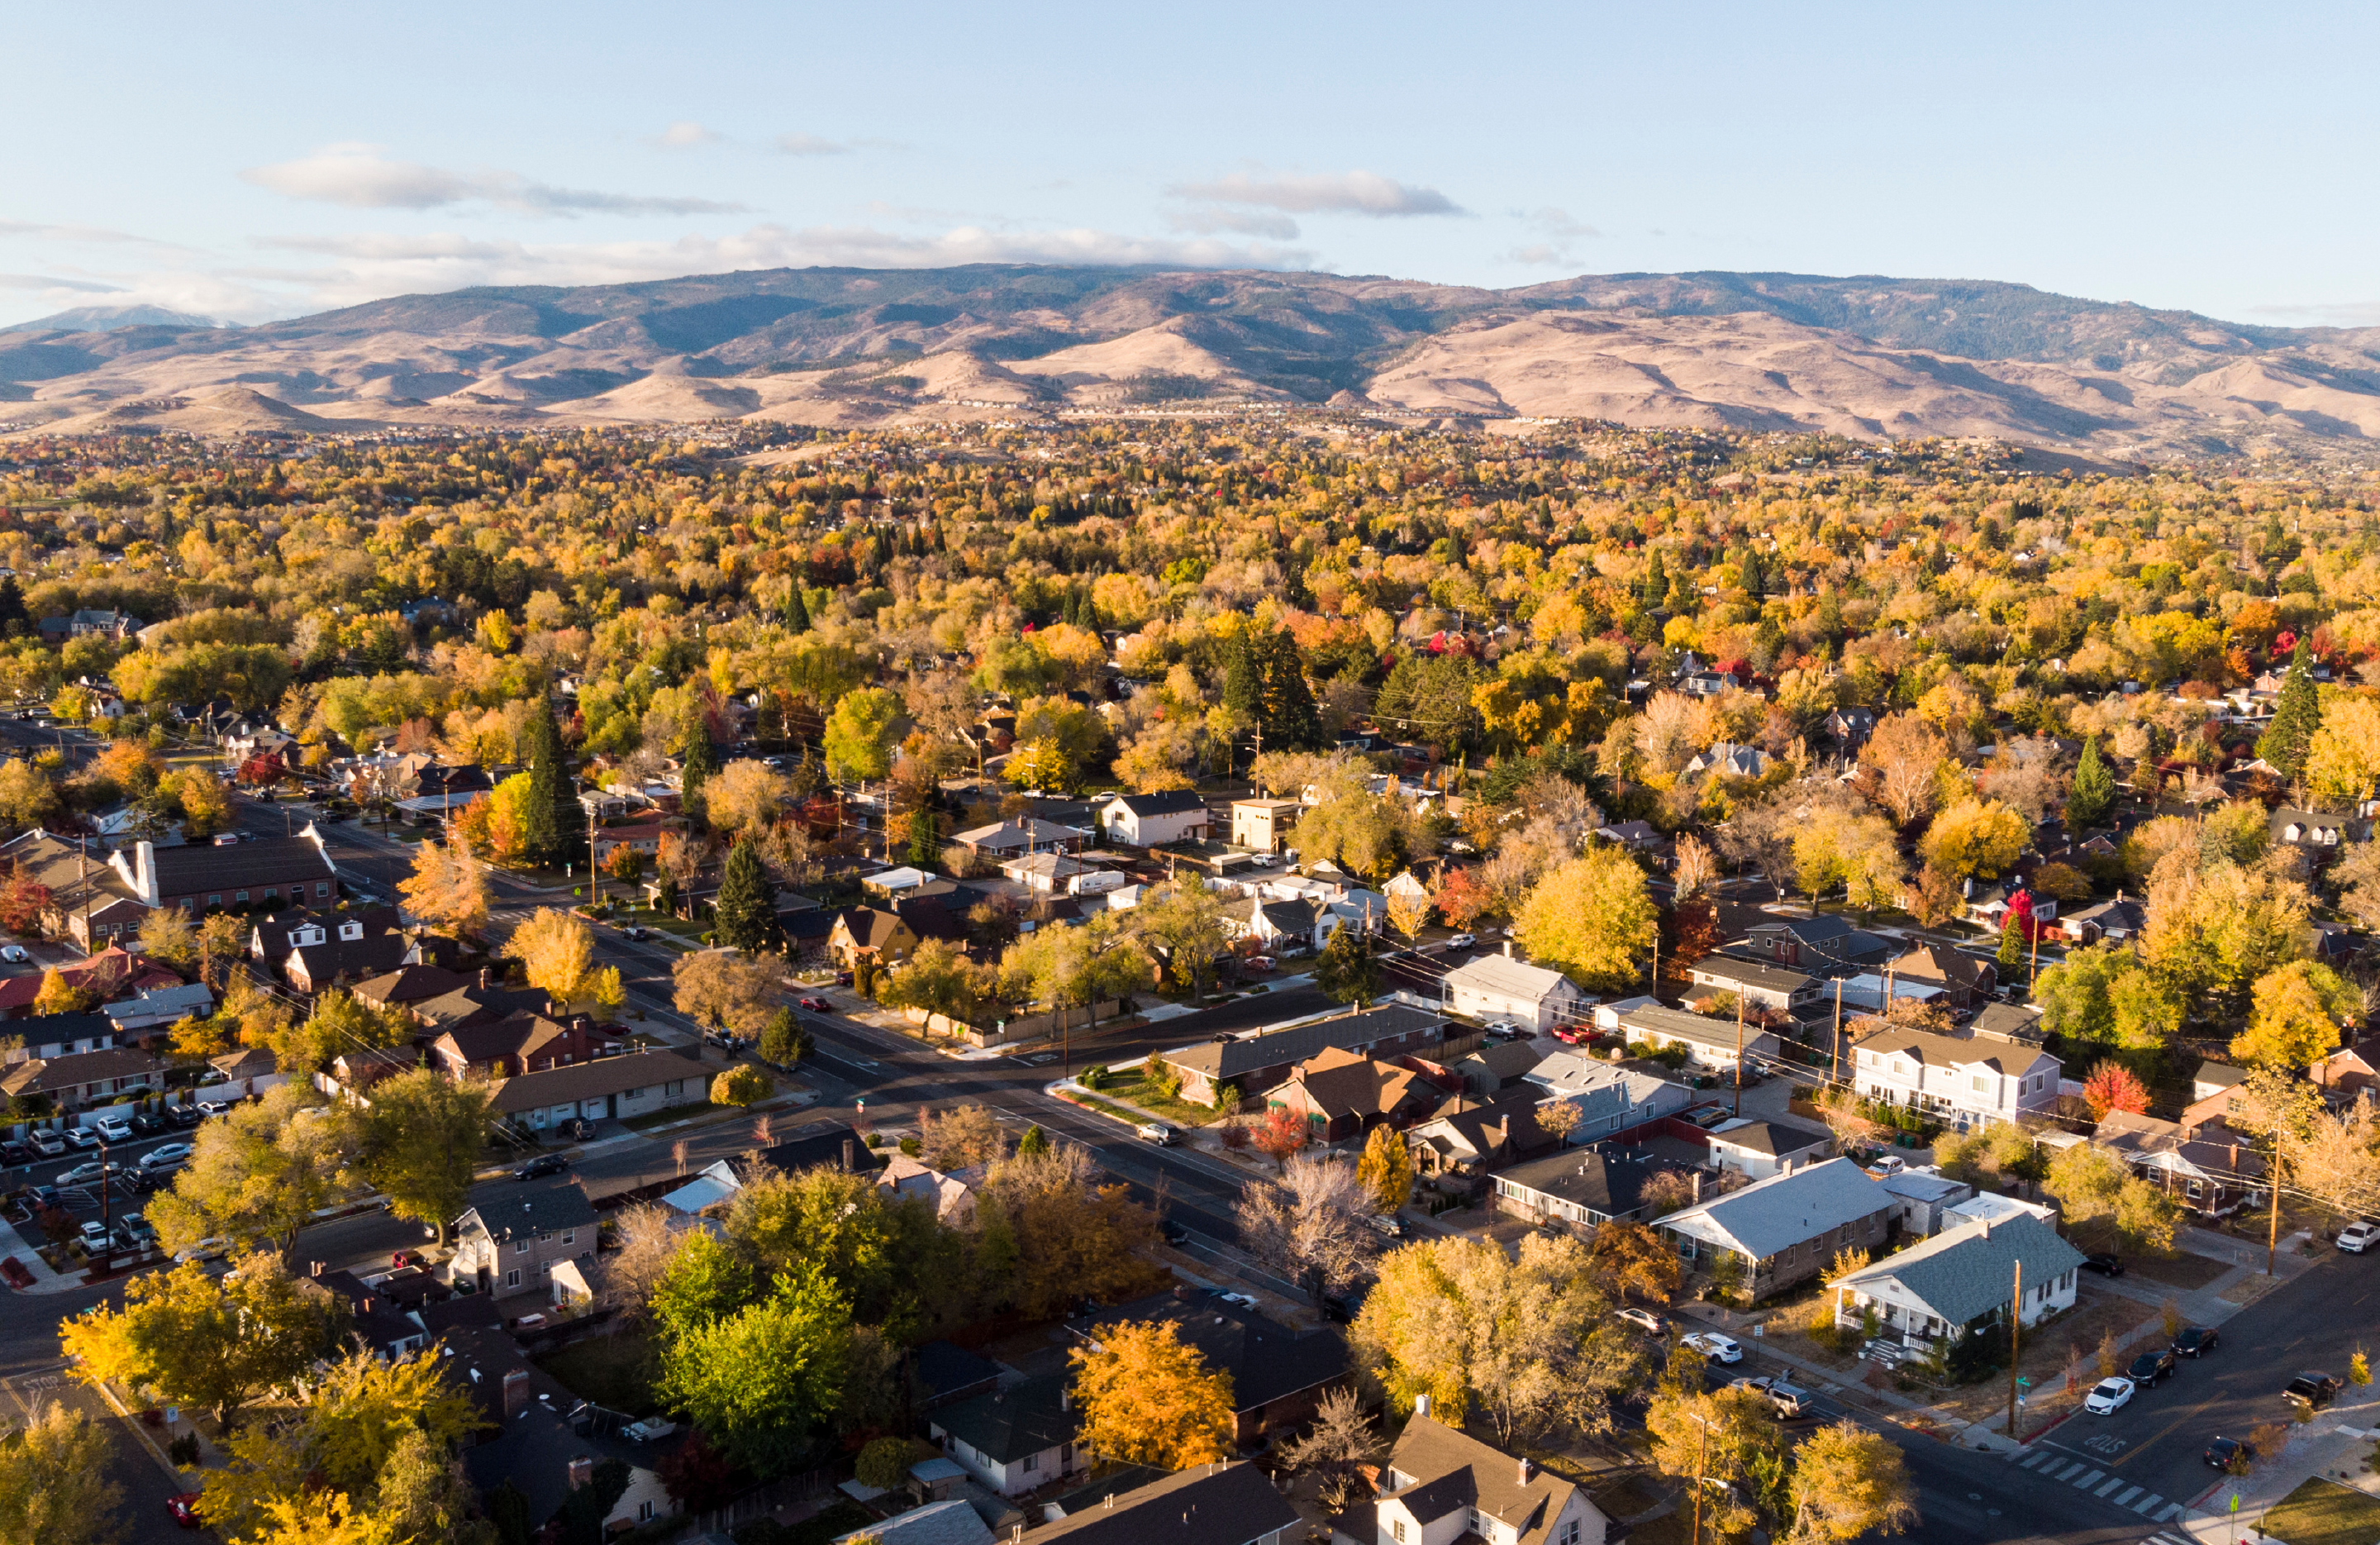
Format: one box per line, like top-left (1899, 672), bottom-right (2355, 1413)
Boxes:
top-left (2094, 1477), bottom-right (2127, 1498)
top-left (2132, 1493), bottom-right (2163, 1515)
top-left (2075, 1470), bottom-right (2104, 1489)
top-left (2017, 1452), bottom-right (2050, 1470)
top-left (2112, 1485), bottom-right (2141, 1504)
top-left (2058, 1462), bottom-right (2087, 1481)
top-left (2157, 1507), bottom-right (2186, 1524)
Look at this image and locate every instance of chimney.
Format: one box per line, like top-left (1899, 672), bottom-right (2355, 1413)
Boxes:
top-left (1060, 1388), bottom-right (1070, 1412)
top-left (1502, 941), bottom-right (1513, 958)
top-left (502, 1368), bottom-right (531, 1419)
top-left (1980, 1218), bottom-right (1992, 1240)
top-left (479, 966), bottom-right (494, 990)
top-left (567, 1456), bottom-right (594, 1490)
top-left (1690, 1172), bottom-right (1704, 1202)
top-left (360, 1295), bottom-right (374, 1314)
top-left (310, 1260), bottom-right (323, 1277)
top-left (1518, 1456), bottom-right (1534, 1485)
top-left (842, 1138), bottom-right (856, 1172)
top-left (1413, 1393), bottom-right (1430, 1419)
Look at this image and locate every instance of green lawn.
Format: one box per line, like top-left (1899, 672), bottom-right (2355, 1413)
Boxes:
top-left (1094, 1071), bottom-right (1230, 1127)
top-left (2257, 1477), bottom-right (2380, 1545)
top-left (621, 1101), bottom-right (717, 1132)
top-left (536, 1331), bottom-right (659, 1414)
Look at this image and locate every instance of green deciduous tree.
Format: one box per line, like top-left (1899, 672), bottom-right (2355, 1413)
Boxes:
top-left (148, 1083), bottom-right (355, 1265)
top-left (343, 1067), bottom-right (494, 1245)
top-left (659, 1263), bottom-right (854, 1477)
top-left (61, 1255), bottom-right (347, 1424)
top-left (822, 687), bottom-right (902, 784)
top-left (1314, 923), bottom-right (1380, 1007)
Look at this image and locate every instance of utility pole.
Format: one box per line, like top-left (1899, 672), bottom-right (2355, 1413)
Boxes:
top-left (1689, 1412), bottom-right (1711, 1545)
top-left (2268, 1140), bottom-right (2283, 1277)
top-left (2007, 1257), bottom-right (2023, 1437)
top-left (1831, 979), bottom-right (1844, 1087)
top-left (1733, 995), bottom-right (1745, 1117)
top-left (2028, 923), bottom-right (2040, 991)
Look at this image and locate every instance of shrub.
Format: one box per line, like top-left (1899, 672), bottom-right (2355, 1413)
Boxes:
top-left (1220, 1123), bottom-right (1251, 1151)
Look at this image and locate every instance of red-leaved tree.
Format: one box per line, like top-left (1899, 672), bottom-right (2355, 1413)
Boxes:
top-left (1250, 1104), bottom-right (1311, 1171)
top-left (2082, 1061), bottom-right (2150, 1121)
top-left (1430, 866), bottom-right (1492, 929)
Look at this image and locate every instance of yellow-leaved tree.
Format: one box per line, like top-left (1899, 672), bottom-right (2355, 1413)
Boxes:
top-left (398, 837), bottom-right (489, 939)
top-left (1919, 799), bottom-right (2028, 880)
top-left (1069, 1318), bottom-right (1235, 1468)
top-left (1513, 848), bottom-right (1657, 992)
top-left (502, 908), bottom-right (622, 1018)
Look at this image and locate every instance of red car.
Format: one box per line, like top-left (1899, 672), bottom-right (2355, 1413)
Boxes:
top-left (167, 1492), bottom-right (203, 1528)
top-left (797, 996), bottom-right (833, 1013)
top-left (1551, 1024), bottom-right (1594, 1045)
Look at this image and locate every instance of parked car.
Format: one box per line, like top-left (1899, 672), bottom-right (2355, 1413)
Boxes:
top-left (2130, 1348), bottom-right (2178, 1386)
top-left (1763, 1380), bottom-right (1813, 1419)
top-left (2286, 1373), bottom-right (2342, 1411)
top-left (0, 1139), bottom-right (30, 1165)
top-left (1360, 1212), bottom-right (1406, 1238)
top-left (2205, 1436), bottom-right (2255, 1471)
top-left (164, 1104), bottom-right (201, 1129)
top-left (76, 1219), bottom-right (112, 1252)
top-left (1683, 1332), bottom-right (1744, 1364)
top-left (1551, 1023), bottom-right (1592, 1044)
top-left (512, 1154), bottom-right (570, 1181)
top-left (129, 1113), bottom-right (164, 1137)
top-left (554, 1118), bottom-right (597, 1142)
top-left (1135, 1123), bottom-right (1176, 1146)
top-left (2339, 1221), bottom-right (2380, 1254)
top-left (2174, 1326), bottom-right (2221, 1358)
top-left (2080, 1252), bottom-right (2125, 1276)
top-left (140, 1142), bottom-right (194, 1170)
top-left (622, 1419), bottom-right (679, 1443)
top-left (27, 1132), bottom-right (65, 1157)
top-left (1616, 1307), bottom-right (1668, 1336)
top-left (56, 1161), bottom-right (117, 1188)
top-left (1862, 1154), bottom-right (1906, 1179)
top-left (94, 1117), bottom-right (133, 1143)
top-left (1216, 1292), bottom-right (1258, 1310)
top-left (1483, 1019), bottom-right (1524, 1040)
top-left (64, 1128), bottom-right (98, 1150)
top-left (620, 925), bottom-right (650, 941)
top-left (1444, 932), bottom-right (1476, 949)
top-left (166, 1491), bottom-right (204, 1528)
top-left (797, 995), bottom-right (832, 1012)
top-left (2085, 1376), bottom-right (2136, 1415)
top-left (195, 1100), bottom-right (233, 1120)
top-left (0, 945), bottom-right (27, 963)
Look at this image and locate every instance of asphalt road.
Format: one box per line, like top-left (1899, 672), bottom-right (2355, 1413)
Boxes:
top-left (2018, 1250), bottom-right (2373, 1519)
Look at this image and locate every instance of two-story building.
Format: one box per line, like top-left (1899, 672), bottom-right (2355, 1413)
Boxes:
top-left (1097, 790), bottom-right (1211, 848)
top-left (113, 830), bottom-right (339, 914)
top-left (1702, 1116), bottom-right (1835, 1180)
top-left (1229, 798), bottom-right (1304, 855)
top-left (1337, 1407), bottom-right (1607, 1545)
top-left (1849, 1022), bottom-right (2060, 1133)
top-left (1518, 1052), bottom-right (1692, 1143)
top-left (448, 1178), bottom-right (599, 1299)
top-left (1740, 915), bottom-right (1892, 975)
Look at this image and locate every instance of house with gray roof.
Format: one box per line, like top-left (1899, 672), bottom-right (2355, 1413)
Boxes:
top-left (1658, 1156), bottom-right (1897, 1299)
top-left (1616, 1003), bottom-right (1782, 1075)
top-left (835, 1500), bottom-right (993, 1545)
top-left (1876, 1168), bottom-right (1975, 1237)
top-left (927, 1374), bottom-right (1083, 1497)
top-left (1683, 955), bottom-right (1822, 1018)
top-left (1335, 1409), bottom-right (1608, 1545)
top-left (1035, 1462), bottom-right (1297, 1545)
top-left (1849, 1022), bottom-right (2059, 1133)
top-left (1830, 1214), bottom-right (2084, 1344)
top-left (1702, 1116), bottom-right (1834, 1180)
top-left (1519, 1052), bottom-right (1692, 1142)
top-left (1491, 1145), bottom-right (1695, 1233)
top-left (1440, 952), bottom-right (1587, 1032)
top-left (1740, 915), bottom-right (1892, 975)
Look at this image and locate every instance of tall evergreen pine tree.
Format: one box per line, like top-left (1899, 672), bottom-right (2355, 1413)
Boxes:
top-left (2259, 637), bottom-right (2320, 783)
top-left (2066, 735), bottom-right (2116, 831)
top-left (520, 698), bottom-right (574, 867)
top-left (679, 700), bottom-right (720, 816)
top-left (908, 807), bottom-right (941, 868)
top-left (1221, 630), bottom-right (1264, 723)
top-left (0, 574), bottom-right (27, 637)
top-left (782, 584), bottom-right (810, 634)
top-left (1262, 631), bottom-right (1323, 751)
top-left (713, 837), bottom-right (779, 951)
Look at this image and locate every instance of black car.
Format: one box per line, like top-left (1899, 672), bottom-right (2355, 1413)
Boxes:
top-left (0, 1139), bottom-right (29, 1166)
top-left (2206, 1436), bottom-right (2255, 1471)
top-left (2080, 1253), bottom-right (2125, 1277)
top-left (164, 1104), bottom-right (201, 1129)
top-left (129, 1113), bottom-right (165, 1137)
top-left (2174, 1326), bottom-right (2221, 1358)
top-left (2130, 1347), bottom-right (2178, 1385)
top-left (512, 1154), bottom-right (571, 1181)
top-left (554, 1118), bottom-right (596, 1142)
top-left (1160, 1220), bottom-right (1191, 1245)
top-left (2286, 1373), bottom-right (2342, 1411)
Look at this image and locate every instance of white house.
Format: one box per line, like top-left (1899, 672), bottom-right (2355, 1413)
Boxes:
top-left (1336, 1406), bottom-right (1606, 1545)
top-left (1849, 1023), bottom-right (2061, 1132)
top-left (1683, 956), bottom-right (1821, 1018)
top-left (1520, 1052), bottom-right (1692, 1142)
top-left (1097, 790), bottom-right (1211, 847)
top-left (1876, 1167), bottom-right (1975, 1237)
top-left (926, 1375), bottom-right (1084, 1498)
top-left (1441, 951), bottom-right (1587, 1032)
top-left (1830, 1214), bottom-right (2083, 1344)
top-left (1702, 1117), bottom-right (1835, 1180)
top-left (1616, 1003), bottom-right (1782, 1074)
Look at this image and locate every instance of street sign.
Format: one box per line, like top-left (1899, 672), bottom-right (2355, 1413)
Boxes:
top-left (2016, 1376), bottom-right (2032, 1388)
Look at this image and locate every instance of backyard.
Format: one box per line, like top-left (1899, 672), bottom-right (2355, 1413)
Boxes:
top-left (537, 1329), bottom-right (659, 1415)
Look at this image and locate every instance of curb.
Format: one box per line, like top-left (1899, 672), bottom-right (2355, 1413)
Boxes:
top-left (86, 1376), bottom-right (191, 1486)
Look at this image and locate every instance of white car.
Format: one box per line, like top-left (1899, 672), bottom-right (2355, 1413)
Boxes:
top-left (1683, 1332), bottom-right (1744, 1364)
top-left (1483, 1019), bottom-right (1524, 1040)
top-left (2084, 1376), bottom-right (2135, 1414)
top-left (0, 945), bottom-right (27, 962)
top-left (1445, 932), bottom-right (1476, 949)
top-left (622, 1419), bottom-right (679, 1443)
top-left (57, 1160), bottom-right (117, 1188)
top-left (94, 1118), bottom-right (132, 1143)
top-left (1864, 1154), bottom-right (1906, 1179)
top-left (1216, 1292), bottom-right (1258, 1310)
top-left (140, 1142), bottom-right (193, 1170)
top-left (1135, 1123), bottom-right (1176, 1146)
top-left (1616, 1307), bottom-right (1668, 1336)
top-left (2340, 1222), bottom-right (2380, 1254)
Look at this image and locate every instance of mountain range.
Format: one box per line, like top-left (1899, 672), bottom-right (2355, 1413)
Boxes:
top-left (6, 266), bottom-right (2379, 456)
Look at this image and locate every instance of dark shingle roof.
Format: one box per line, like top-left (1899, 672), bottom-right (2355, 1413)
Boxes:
top-left (1106, 790), bottom-right (1208, 817)
top-left (1028, 1463), bottom-right (1297, 1545)
top-left (1706, 1118), bottom-right (1833, 1158)
top-left (1490, 1147), bottom-right (1685, 1218)
top-left (931, 1375), bottom-right (1078, 1463)
top-left (487, 1049), bottom-right (702, 1113)
top-left (152, 835), bottom-right (335, 894)
top-left (457, 1176), bottom-right (597, 1242)
top-left (1163, 1002), bottom-right (1440, 1082)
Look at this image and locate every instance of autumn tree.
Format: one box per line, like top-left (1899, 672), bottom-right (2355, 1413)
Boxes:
top-left (1920, 799), bottom-right (2027, 880)
top-left (503, 907), bottom-right (624, 1017)
top-left (1131, 879), bottom-right (1230, 998)
top-left (342, 1067), bottom-right (494, 1244)
top-left (1588, 1219), bottom-right (1682, 1305)
top-left (1250, 1104), bottom-right (1311, 1169)
top-left (1860, 712), bottom-right (1949, 826)
top-left (30, 968), bottom-right (91, 1018)
top-left (0, 1400), bottom-right (125, 1545)
top-left (1645, 1385), bottom-right (1778, 1543)
top-left (673, 947), bottom-right (788, 1034)
top-left (397, 837), bottom-right (489, 938)
top-left (1356, 1123), bottom-right (1415, 1214)
top-left (62, 1254), bottom-right (347, 1424)
top-left (136, 905), bottom-right (198, 971)
top-left (710, 1066), bottom-right (772, 1108)
top-left (1515, 848), bottom-right (1656, 992)
top-left (2232, 960), bottom-right (2355, 1070)
top-left (703, 758), bottom-right (794, 840)
top-left (1385, 886), bottom-right (1431, 944)
top-left (917, 1104), bottom-right (1007, 1171)
top-left (1235, 1152), bottom-right (1374, 1299)
top-left (1278, 1386), bottom-right (1379, 1513)
top-left (876, 937), bottom-right (993, 1028)
top-left (1785, 1419), bottom-right (1919, 1543)
top-left (148, 1083), bottom-right (355, 1266)
top-left (823, 687), bottom-right (902, 784)
top-left (979, 1143), bottom-right (1162, 1318)
top-left (1069, 1319), bottom-right (1235, 1468)
top-left (2081, 1061), bottom-right (2150, 1121)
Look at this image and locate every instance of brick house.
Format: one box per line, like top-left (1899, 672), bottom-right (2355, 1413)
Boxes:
top-left (113, 830), bottom-right (338, 914)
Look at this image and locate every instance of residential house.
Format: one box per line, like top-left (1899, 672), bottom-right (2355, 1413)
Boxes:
top-left (1684, 742), bottom-right (1767, 779)
top-left (1032, 1463), bottom-right (1297, 1545)
top-left (1944, 1191), bottom-right (2059, 1231)
top-left (1595, 819), bottom-right (1664, 855)
top-left (1002, 851), bottom-right (1124, 896)
top-left (1069, 1290), bottom-right (1348, 1450)
top-left (1440, 952), bottom-right (1587, 1032)
top-left (2273, 807), bottom-right (2373, 853)
top-left (1830, 1214), bottom-right (2084, 1344)
top-left (1659, 1157), bottom-right (1897, 1298)
top-left (1336, 1408), bottom-right (1607, 1545)
top-left (1835, 973), bottom-right (1948, 1018)
top-left (1266, 1047), bottom-right (1452, 1142)
top-left (1492, 1145), bottom-right (1692, 1233)
top-left (1097, 790), bottom-right (1211, 848)
top-left (2, 1012), bottom-right (114, 1061)
top-left (1454, 1040), bottom-right (1545, 1099)
top-left (1519, 1052), bottom-right (1693, 1142)
top-left (0, 946), bottom-right (177, 1018)
top-left (38, 608), bottom-right (140, 641)
top-left (828, 900), bottom-right (969, 970)
top-left (89, 805), bottom-right (183, 852)
top-left (1616, 1003), bottom-right (1782, 1075)
top-left (0, 827), bottom-right (151, 951)
top-left (487, 1049), bottom-right (706, 1132)
top-left (428, 1013), bottom-right (604, 1080)
top-left (1824, 707), bottom-right (1878, 751)
top-left (101, 980), bottom-right (215, 1035)
top-left (2313, 1046), bottom-right (2380, 1104)
top-left (835, 1500), bottom-right (993, 1545)
top-left (1876, 1168), bottom-right (1975, 1237)
top-left (448, 1178), bottom-right (599, 1299)
top-left (250, 904), bottom-right (400, 970)
top-left (951, 818), bottom-right (1083, 859)
top-left (912, 1341), bottom-right (1002, 1411)
top-left (112, 830), bottom-right (339, 914)
top-left (926, 1375), bottom-right (1084, 1497)
top-left (459, 1366), bottom-right (685, 1537)
top-left (588, 818), bottom-right (670, 866)
top-left (1684, 955), bottom-right (1824, 1019)
top-left (1740, 915), bottom-right (1892, 975)
top-left (1224, 894), bottom-right (1325, 955)
top-left (2182, 1060), bottom-right (2251, 1125)
top-left (1230, 798), bottom-right (1304, 855)
top-left (875, 1152), bottom-right (980, 1225)
top-left (0, 1046), bottom-right (159, 1110)
top-left (350, 963), bottom-right (475, 1013)
top-left (282, 915), bottom-right (409, 994)
top-left (1404, 1092), bottom-right (1558, 1180)
top-left (207, 1045), bottom-right (283, 1100)
top-left (2059, 894), bottom-right (2147, 945)
top-left (1883, 944), bottom-right (1997, 1011)
top-left (1849, 1022), bottom-right (2060, 1132)
top-left (1159, 1003), bottom-right (1445, 1106)
top-left (1703, 1117), bottom-right (1835, 1180)
top-left (2093, 1109), bottom-right (2266, 1215)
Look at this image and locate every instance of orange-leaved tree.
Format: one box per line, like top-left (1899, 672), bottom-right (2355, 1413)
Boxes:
top-left (1069, 1318), bottom-right (1235, 1468)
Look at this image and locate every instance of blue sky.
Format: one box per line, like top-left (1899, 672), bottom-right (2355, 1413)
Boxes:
top-left (7, 1), bottom-right (2376, 330)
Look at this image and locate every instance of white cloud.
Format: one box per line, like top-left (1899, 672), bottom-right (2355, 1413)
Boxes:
top-left (0, 220), bottom-right (185, 250)
top-left (653, 121), bottom-right (720, 149)
top-left (1166, 207), bottom-right (1302, 240)
top-left (0, 274), bottom-right (127, 293)
top-left (1502, 207), bottom-right (1602, 267)
top-left (1169, 170), bottom-right (1463, 217)
top-left (240, 144), bottom-right (745, 217)
top-left (774, 133), bottom-right (850, 156)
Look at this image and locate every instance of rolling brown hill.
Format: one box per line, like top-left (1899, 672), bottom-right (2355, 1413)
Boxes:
top-left (4, 265), bottom-right (2378, 455)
